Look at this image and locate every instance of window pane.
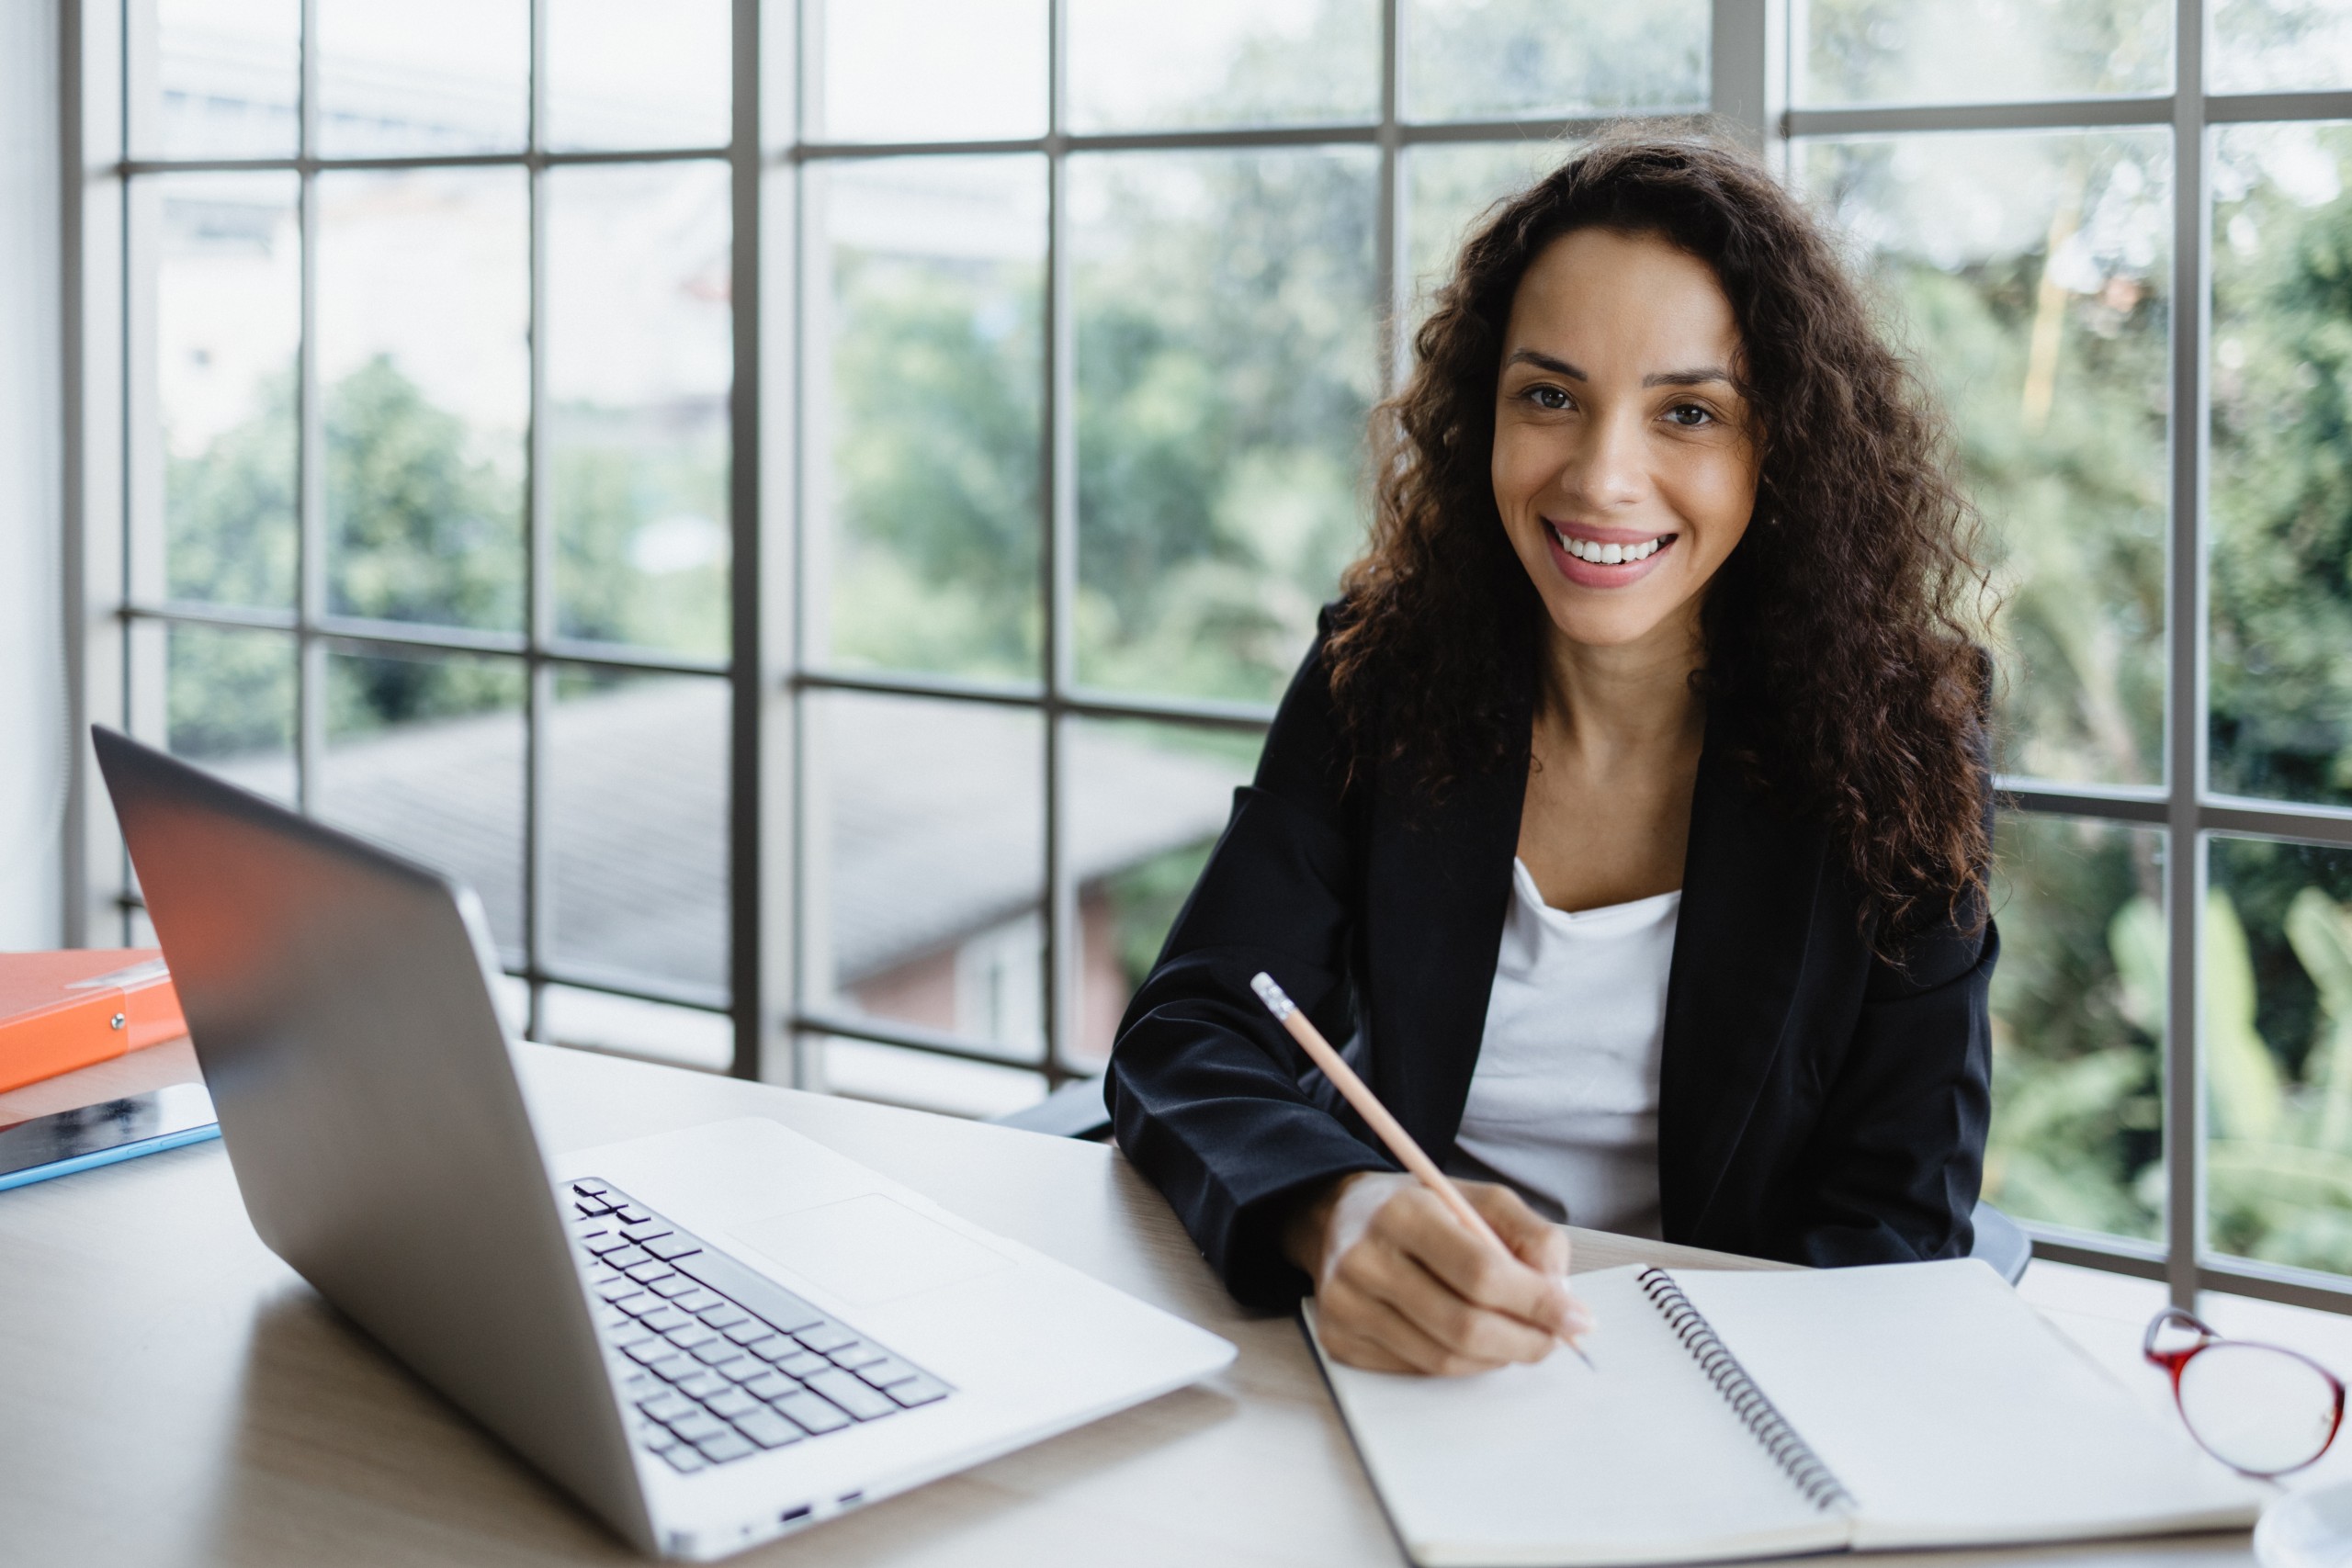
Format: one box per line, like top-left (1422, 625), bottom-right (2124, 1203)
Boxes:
top-left (802, 1035), bottom-right (1046, 1120)
top-left (159, 623), bottom-right (297, 805)
top-left (2208, 837), bottom-right (2352, 1275)
top-left (322, 649), bottom-right (526, 956)
top-left (1986, 813), bottom-right (2165, 1242)
top-left (1067, 719), bottom-right (1254, 1069)
top-left (1405, 140), bottom-right (1564, 323)
top-left (145, 172), bottom-right (300, 612)
top-left (139, 0), bottom-right (298, 159)
top-left (317, 0), bottom-right (528, 157)
top-left (551, 670), bottom-right (728, 998)
top-left (1796, 0), bottom-right (2172, 107)
top-left (539, 987), bottom-right (732, 1072)
top-left (808, 694), bottom-right (1043, 1058)
top-left (1404, 0), bottom-right (1706, 122)
top-left (1072, 149), bottom-right (1377, 703)
top-left (2210, 123), bottom-right (2352, 807)
top-left (546, 0), bottom-right (730, 151)
top-left (2211, 0), bottom-right (2352, 91)
top-left (319, 169), bottom-right (528, 634)
top-left (1803, 131), bottom-right (2171, 788)
top-left (548, 162), bottom-right (732, 658)
top-left (809, 157), bottom-right (1045, 682)
top-left (807, 0), bottom-right (1046, 143)
top-left (1068, 0), bottom-right (1379, 132)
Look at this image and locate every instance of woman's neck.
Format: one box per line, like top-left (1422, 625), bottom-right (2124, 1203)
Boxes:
top-left (1536, 615), bottom-right (1705, 770)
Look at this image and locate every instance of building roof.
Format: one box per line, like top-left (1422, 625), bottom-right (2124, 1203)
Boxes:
top-left (217, 677), bottom-right (1242, 997)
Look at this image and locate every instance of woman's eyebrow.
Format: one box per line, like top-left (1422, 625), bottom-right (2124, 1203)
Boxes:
top-left (1643, 367), bottom-right (1733, 388)
top-left (1505, 348), bottom-right (1586, 378)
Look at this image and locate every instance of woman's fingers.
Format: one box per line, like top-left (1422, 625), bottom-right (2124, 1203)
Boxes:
top-left (1337, 1230), bottom-right (1556, 1366)
top-left (1459, 1182), bottom-right (1595, 1338)
top-left (1465, 1181), bottom-right (1569, 1276)
top-left (1380, 1185), bottom-right (1589, 1342)
top-left (1323, 1264), bottom-right (1522, 1375)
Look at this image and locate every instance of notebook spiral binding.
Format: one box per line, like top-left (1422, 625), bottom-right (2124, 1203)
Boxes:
top-left (1637, 1269), bottom-right (1855, 1513)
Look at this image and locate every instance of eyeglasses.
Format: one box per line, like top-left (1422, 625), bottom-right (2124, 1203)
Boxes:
top-left (2143, 1306), bottom-right (2346, 1477)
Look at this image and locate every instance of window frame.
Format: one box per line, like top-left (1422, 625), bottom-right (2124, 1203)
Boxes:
top-left (58, 0), bottom-right (2352, 1314)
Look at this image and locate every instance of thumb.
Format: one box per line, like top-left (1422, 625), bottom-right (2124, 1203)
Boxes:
top-left (1464, 1181), bottom-right (1569, 1277)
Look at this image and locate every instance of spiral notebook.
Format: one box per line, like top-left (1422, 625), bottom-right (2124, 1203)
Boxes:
top-left (1306, 1258), bottom-right (2267, 1568)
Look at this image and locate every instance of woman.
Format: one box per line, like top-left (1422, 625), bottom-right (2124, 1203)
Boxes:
top-left (1105, 129), bottom-right (1997, 1377)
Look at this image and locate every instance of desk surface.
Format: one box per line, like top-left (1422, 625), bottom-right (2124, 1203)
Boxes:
top-left (0, 1043), bottom-right (2259, 1568)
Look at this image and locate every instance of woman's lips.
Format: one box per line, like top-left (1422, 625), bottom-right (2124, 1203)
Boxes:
top-left (1544, 522), bottom-right (1678, 589)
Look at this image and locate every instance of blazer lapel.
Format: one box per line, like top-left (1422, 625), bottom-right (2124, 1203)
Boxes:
top-left (1657, 721), bottom-right (1826, 1239)
top-left (1362, 746), bottom-right (1525, 1159)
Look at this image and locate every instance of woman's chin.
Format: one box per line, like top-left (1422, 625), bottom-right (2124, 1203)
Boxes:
top-left (1538, 592), bottom-right (1692, 655)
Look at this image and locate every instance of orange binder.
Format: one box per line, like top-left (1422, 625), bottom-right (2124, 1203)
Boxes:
top-left (0, 950), bottom-right (188, 1095)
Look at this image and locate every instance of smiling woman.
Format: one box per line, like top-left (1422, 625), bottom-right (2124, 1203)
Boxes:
top-left (1107, 128), bottom-right (2001, 1379)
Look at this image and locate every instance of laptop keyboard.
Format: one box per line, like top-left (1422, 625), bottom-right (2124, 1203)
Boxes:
top-left (568, 1179), bottom-right (952, 1474)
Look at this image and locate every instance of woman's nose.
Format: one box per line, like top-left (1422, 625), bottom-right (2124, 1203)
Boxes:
top-left (1559, 409), bottom-right (1647, 512)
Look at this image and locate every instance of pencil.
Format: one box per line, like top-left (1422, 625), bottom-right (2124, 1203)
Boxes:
top-left (1249, 971), bottom-right (1595, 1369)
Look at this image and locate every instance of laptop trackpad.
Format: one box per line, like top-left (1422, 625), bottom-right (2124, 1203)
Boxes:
top-left (732, 1193), bottom-right (1015, 1307)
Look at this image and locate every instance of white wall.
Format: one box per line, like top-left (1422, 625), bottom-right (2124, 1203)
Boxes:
top-left (0, 0), bottom-right (65, 949)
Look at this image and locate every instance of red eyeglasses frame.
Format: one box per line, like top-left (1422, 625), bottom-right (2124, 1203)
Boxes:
top-left (2142, 1305), bottom-right (2347, 1477)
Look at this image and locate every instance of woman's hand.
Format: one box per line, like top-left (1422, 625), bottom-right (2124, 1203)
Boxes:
top-left (1283, 1170), bottom-right (1593, 1375)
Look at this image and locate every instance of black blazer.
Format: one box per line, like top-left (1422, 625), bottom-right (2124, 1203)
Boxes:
top-left (1105, 615), bottom-right (1996, 1310)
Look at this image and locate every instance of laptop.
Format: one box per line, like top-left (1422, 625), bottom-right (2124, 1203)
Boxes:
top-left (93, 726), bottom-right (1234, 1560)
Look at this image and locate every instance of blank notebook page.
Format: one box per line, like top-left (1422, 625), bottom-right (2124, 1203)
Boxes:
top-left (1308, 1266), bottom-right (1847, 1568)
top-left (1669, 1259), bottom-right (2266, 1550)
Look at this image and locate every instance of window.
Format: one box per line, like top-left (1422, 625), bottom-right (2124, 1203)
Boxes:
top-left (67, 1), bottom-right (2352, 1312)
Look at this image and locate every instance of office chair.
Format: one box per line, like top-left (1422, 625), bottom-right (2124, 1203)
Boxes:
top-left (992, 1075), bottom-right (2034, 1286)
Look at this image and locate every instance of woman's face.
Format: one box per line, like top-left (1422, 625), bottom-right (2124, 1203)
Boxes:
top-left (1491, 226), bottom-right (1760, 656)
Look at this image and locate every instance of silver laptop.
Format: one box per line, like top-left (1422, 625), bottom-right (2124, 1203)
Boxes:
top-left (94, 726), bottom-right (1233, 1560)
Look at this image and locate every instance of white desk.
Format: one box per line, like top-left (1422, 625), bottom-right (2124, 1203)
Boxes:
top-left (0, 1043), bottom-right (2261, 1567)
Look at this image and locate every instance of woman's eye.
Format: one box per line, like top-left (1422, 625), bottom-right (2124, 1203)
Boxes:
top-left (1529, 386), bottom-right (1572, 411)
top-left (1664, 402), bottom-right (1714, 427)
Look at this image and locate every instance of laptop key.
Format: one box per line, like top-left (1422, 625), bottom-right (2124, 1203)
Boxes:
top-left (646, 1275), bottom-right (696, 1299)
top-left (674, 1369), bottom-right (729, 1400)
top-left (745, 1335), bottom-right (797, 1363)
top-left (625, 1341), bottom-right (673, 1368)
top-left (698, 1303), bottom-right (751, 1331)
top-left (855, 1356), bottom-right (920, 1389)
top-left (742, 1371), bottom-right (798, 1401)
top-left (668, 1410), bottom-right (727, 1445)
top-left (603, 1245), bottom-right (654, 1271)
top-left (595, 1280), bottom-right (648, 1306)
top-left (776, 1350), bottom-right (831, 1379)
top-left (771, 1392), bottom-right (853, 1436)
top-left (672, 1288), bottom-right (723, 1314)
top-left (660, 1446), bottom-right (707, 1474)
top-left (619, 1221), bottom-right (672, 1245)
top-left (695, 1432), bottom-right (754, 1465)
top-left (804, 1370), bottom-right (896, 1421)
top-left (665, 1323), bottom-right (718, 1351)
top-left (887, 1373), bottom-right (951, 1408)
top-left (586, 1235), bottom-right (635, 1258)
top-left (645, 1236), bottom-right (702, 1262)
top-left (706, 1387), bottom-right (760, 1420)
top-left (614, 1204), bottom-right (652, 1225)
top-left (639, 1305), bottom-right (691, 1334)
top-left (639, 1391), bottom-right (695, 1424)
top-left (722, 1320), bottom-right (773, 1347)
top-left (690, 1340), bottom-right (741, 1367)
top-left (827, 1341), bottom-right (887, 1371)
top-left (717, 1358), bottom-right (768, 1385)
top-left (734, 1408), bottom-right (803, 1450)
top-left (671, 1250), bottom-right (824, 1334)
top-left (624, 1261), bottom-right (674, 1285)
top-left (795, 1323), bottom-right (858, 1355)
top-left (648, 1353), bottom-right (698, 1382)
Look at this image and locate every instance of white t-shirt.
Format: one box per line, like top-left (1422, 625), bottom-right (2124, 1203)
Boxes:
top-left (1449, 857), bottom-right (1679, 1238)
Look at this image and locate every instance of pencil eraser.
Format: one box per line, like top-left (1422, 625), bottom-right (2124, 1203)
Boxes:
top-left (1249, 973), bottom-right (1295, 1020)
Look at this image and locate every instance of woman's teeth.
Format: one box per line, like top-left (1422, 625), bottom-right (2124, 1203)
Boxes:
top-left (1554, 528), bottom-right (1669, 566)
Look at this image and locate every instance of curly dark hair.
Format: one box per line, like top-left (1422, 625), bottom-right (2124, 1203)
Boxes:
top-left (1326, 123), bottom-right (1992, 944)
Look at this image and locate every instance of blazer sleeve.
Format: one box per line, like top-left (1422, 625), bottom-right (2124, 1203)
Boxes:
top-left (1779, 747), bottom-right (1998, 1268)
top-left (1105, 615), bottom-right (1396, 1309)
